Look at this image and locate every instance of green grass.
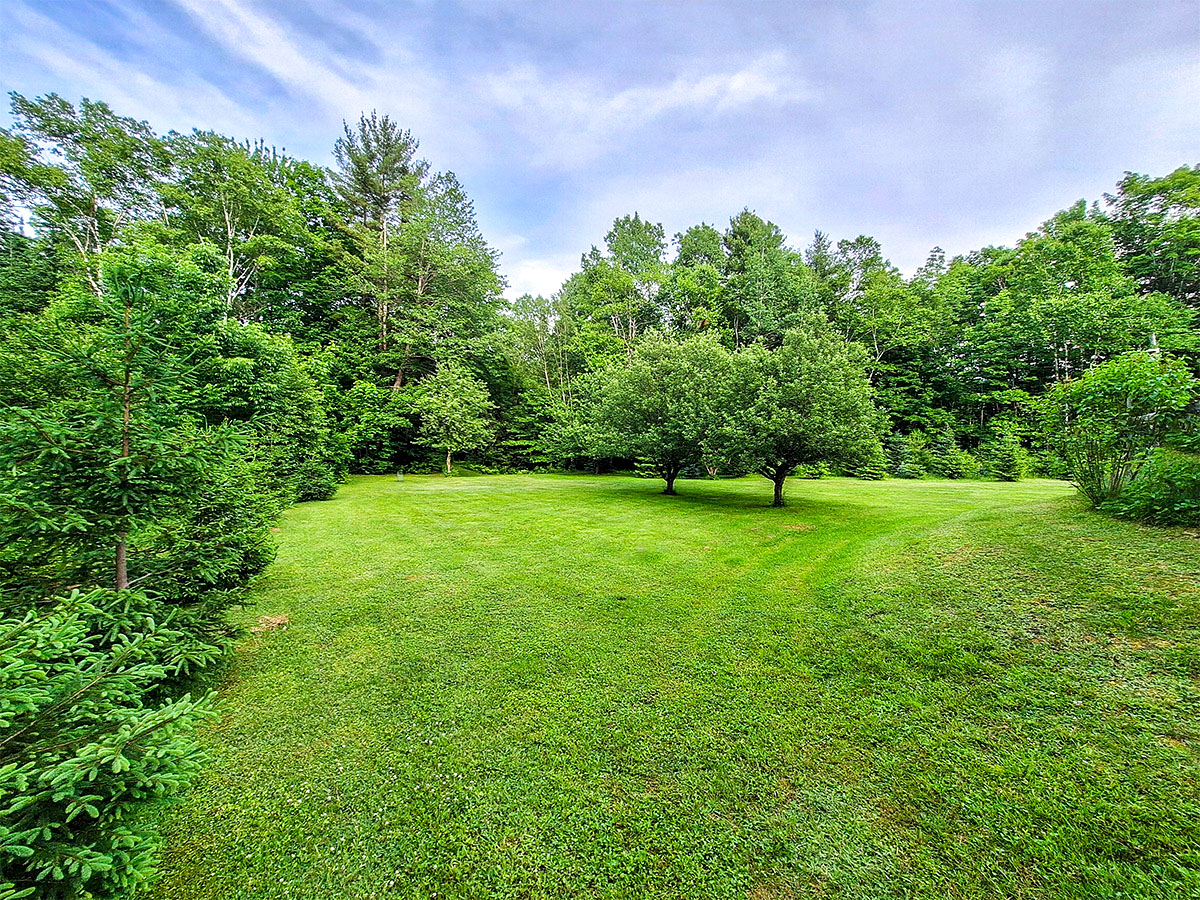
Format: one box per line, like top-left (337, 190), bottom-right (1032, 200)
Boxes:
top-left (148, 475), bottom-right (1200, 900)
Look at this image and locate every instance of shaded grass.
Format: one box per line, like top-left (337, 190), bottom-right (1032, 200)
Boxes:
top-left (148, 475), bottom-right (1200, 899)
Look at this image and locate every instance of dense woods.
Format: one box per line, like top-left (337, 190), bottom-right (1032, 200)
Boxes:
top-left (0, 92), bottom-right (1197, 896)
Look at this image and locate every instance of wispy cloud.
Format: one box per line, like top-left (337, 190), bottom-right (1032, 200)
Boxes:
top-left (4, 2), bottom-right (262, 138)
top-left (482, 51), bottom-right (816, 168)
top-left (5, 0), bottom-right (1197, 299)
top-left (167, 0), bottom-right (367, 114)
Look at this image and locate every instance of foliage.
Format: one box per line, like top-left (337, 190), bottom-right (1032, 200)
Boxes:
top-left (413, 362), bottom-right (495, 474)
top-left (723, 328), bottom-right (883, 505)
top-left (591, 334), bottom-right (734, 494)
top-left (850, 439), bottom-right (890, 480)
top-left (0, 240), bottom-right (248, 598)
top-left (158, 132), bottom-right (311, 318)
top-left (1102, 448), bottom-right (1200, 526)
top-left (332, 111), bottom-right (426, 229)
top-left (0, 591), bottom-right (215, 900)
top-left (339, 381), bottom-right (416, 474)
top-left (1106, 164), bottom-right (1200, 308)
top-left (1042, 352), bottom-right (1198, 505)
top-left (927, 429), bottom-right (980, 479)
top-left (4, 90), bottom-right (1197, 483)
top-left (0, 229), bottom-right (58, 318)
top-left (0, 93), bottom-right (167, 294)
top-left (127, 454), bottom-right (278, 639)
top-left (980, 420), bottom-right (1029, 482)
top-left (198, 321), bottom-right (345, 506)
top-left (294, 460), bottom-right (342, 502)
top-left (888, 431), bottom-right (929, 479)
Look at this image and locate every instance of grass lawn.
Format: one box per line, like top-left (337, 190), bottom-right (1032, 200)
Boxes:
top-left (148, 475), bottom-right (1200, 900)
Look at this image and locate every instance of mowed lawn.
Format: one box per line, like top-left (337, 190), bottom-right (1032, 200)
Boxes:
top-left (149, 475), bottom-right (1200, 900)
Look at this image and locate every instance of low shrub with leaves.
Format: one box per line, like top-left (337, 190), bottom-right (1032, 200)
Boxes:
top-left (293, 458), bottom-right (342, 502)
top-left (0, 591), bottom-right (215, 900)
top-left (1043, 352), bottom-right (1199, 509)
top-left (1103, 448), bottom-right (1200, 526)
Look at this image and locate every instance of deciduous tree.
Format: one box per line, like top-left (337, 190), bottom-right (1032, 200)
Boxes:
top-left (724, 328), bottom-right (882, 506)
top-left (414, 361), bottom-right (495, 474)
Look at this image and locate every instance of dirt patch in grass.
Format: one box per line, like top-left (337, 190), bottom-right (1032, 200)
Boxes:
top-left (249, 614), bottom-right (290, 632)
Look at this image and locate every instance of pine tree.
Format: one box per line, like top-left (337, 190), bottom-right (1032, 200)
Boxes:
top-left (332, 112), bottom-right (428, 355)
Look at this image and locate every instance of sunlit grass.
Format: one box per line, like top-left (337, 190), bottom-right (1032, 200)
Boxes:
top-left (149, 475), bottom-right (1200, 899)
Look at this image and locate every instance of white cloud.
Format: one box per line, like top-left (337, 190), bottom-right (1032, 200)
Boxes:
top-left (166, 0), bottom-right (370, 115)
top-left (160, 0), bottom-right (484, 168)
top-left (4, 3), bottom-right (262, 139)
top-left (502, 253), bottom-right (579, 299)
top-left (8, 0), bottom-right (1197, 297)
top-left (481, 51), bottom-right (816, 169)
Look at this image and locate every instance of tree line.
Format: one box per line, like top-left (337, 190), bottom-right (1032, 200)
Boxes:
top-left (0, 91), bottom-right (1197, 897)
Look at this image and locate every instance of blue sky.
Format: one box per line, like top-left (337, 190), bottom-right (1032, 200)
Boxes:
top-left (2, 0), bottom-right (1197, 297)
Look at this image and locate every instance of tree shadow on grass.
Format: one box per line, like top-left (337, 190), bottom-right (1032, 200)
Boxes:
top-left (585, 476), bottom-right (871, 517)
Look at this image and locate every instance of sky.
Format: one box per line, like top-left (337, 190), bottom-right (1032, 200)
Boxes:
top-left (2, 0), bottom-right (1198, 298)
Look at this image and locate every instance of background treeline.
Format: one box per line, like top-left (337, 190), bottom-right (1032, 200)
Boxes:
top-left (3, 95), bottom-right (1198, 488)
top-left (513, 195), bottom-right (1197, 483)
top-left (0, 92), bottom-right (1197, 897)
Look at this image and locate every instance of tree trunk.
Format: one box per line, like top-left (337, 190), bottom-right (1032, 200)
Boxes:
top-left (772, 473), bottom-right (787, 507)
top-left (661, 461), bottom-right (683, 495)
top-left (445, 449), bottom-right (453, 476)
top-left (115, 536), bottom-right (128, 591)
top-left (379, 219), bottom-right (390, 351)
top-left (117, 290), bottom-right (133, 589)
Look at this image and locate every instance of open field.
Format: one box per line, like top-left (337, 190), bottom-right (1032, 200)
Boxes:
top-left (148, 475), bottom-right (1200, 900)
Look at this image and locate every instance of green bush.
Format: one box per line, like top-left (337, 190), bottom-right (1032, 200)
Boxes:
top-left (852, 440), bottom-right (889, 480)
top-left (792, 462), bottom-right (831, 479)
top-left (0, 592), bottom-right (215, 900)
top-left (1042, 352), bottom-right (1198, 505)
top-left (981, 423), bottom-right (1028, 482)
top-left (1103, 449), bottom-right (1200, 526)
top-left (926, 429), bottom-right (980, 479)
top-left (293, 459), bottom-right (341, 502)
top-left (946, 447), bottom-right (982, 479)
top-left (888, 431), bottom-right (929, 479)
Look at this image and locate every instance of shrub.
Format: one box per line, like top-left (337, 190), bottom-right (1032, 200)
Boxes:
top-left (980, 420), bottom-right (1029, 482)
top-left (793, 462), bottom-right (831, 479)
top-left (926, 429), bottom-right (978, 479)
top-left (1042, 352), bottom-right (1198, 505)
top-left (0, 592), bottom-right (215, 900)
top-left (294, 459), bottom-right (341, 502)
top-left (852, 440), bottom-right (889, 480)
top-left (888, 431), bottom-right (929, 479)
top-left (943, 446), bottom-right (982, 479)
top-left (1103, 449), bottom-right (1200, 526)
top-left (1028, 447), bottom-right (1070, 480)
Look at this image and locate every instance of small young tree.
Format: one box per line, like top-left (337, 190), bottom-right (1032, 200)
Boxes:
top-left (723, 328), bottom-right (883, 506)
top-left (0, 240), bottom-right (249, 598)
top-left (981, 419), bottom-right (1028, 482)
top-left (1042, 351), bottom-right (1198, 505)
top-left (0, 591), bottom-right (215, 900)
top-left (414, 361), bottom-right (495, 474)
